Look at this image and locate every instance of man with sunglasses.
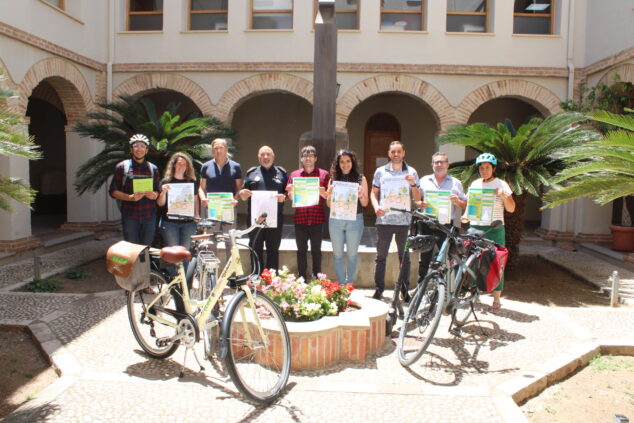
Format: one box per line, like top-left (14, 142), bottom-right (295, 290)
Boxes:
top-left (109, 134), bottom-right (160, 245)
top-left (417, 152), bottom-right (467, 279)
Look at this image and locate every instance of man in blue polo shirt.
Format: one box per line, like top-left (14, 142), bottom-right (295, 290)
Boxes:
top-left (370, 140), bottom-right (421, 300)
top-left (417, 152), bottom-right (467, 279)
top-left (198, 138), bottom-right (242, 220)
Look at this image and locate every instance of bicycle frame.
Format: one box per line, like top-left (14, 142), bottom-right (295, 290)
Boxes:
top-left (143, 223), bottom-right (268, 351)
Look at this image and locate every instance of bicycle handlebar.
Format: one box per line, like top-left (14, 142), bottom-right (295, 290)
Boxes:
top-left (228, 213), bottom-right (268, 244)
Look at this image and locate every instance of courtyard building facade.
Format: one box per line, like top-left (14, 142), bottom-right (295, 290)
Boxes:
top-left (0, 0), bottom-right (632, 251)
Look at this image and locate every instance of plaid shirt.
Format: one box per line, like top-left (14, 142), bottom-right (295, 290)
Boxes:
top-left (288, 168), bottom-right (330, 226)
top-left (109, 159), bottom-right (159, 220)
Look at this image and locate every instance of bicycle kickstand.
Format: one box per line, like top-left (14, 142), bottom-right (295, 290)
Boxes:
top-left (179, 346), bottom-right (205, 379)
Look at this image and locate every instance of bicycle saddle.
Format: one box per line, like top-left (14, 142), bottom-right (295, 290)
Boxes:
top-left (159, 246), bottom-right (192, 264)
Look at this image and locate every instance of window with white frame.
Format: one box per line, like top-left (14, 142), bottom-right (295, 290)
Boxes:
top-left (380, 0), bottom-right (424, 32)
top-left (189, 0), bottom-right (228, 30)
top-left (446, 0), bottom-right (489, 33)
top-left (513, 0), bottom-right (552, 34)
top-left (313, 0), bottom-right (359, 30)
top-left (251, 0), bottom-right (293, 30)
top-left (128, 0), bottom-right (163, 31)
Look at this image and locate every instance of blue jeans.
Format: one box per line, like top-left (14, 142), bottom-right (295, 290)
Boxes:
top-left (122, 216), bottom-right (157, 246)
top-left (160, 219), bottom-right (197, 250)
top-left (329, 213), bottom-right (364, 285)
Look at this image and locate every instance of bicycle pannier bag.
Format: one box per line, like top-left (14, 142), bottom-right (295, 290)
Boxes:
top-left (476, 245), bottom-right (509, 292)
top-left (106, 241), bottom-right (151, 291)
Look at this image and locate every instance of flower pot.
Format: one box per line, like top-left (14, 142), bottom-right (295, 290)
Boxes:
top-left (610, 225), bottom-right (634, 252)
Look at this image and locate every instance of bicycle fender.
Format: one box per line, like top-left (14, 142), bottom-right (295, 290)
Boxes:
top-left (218, 289), bottom-right (247, 359)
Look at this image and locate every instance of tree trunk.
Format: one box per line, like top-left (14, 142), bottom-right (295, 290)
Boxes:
top-left (504, 192), bottom-right (526, 269)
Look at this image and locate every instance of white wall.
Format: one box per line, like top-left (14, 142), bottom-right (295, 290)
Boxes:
top-left (0, 0), bottom-right (109, 63)
top-left (583, 0), bottom-right (634, 67)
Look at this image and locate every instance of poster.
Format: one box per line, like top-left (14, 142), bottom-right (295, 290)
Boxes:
top-left (380, 177), bottom-right (410, 213)
top-left (292, 177), bottom-right (320, 208)
top-left (166, 183), bottom-right (195, 217)
top-left (207, 192), bottom-right (234, 222)
top-left (330, 181), bottom-right (359, 221)
top-left (467, 188), bottom-right (496, 225)
top-left (424, 189), bottom-right (452, 224)
top-left (251, 190), bottom-right (278, 228)
top-left (132, 178), bottom-right (153, 193)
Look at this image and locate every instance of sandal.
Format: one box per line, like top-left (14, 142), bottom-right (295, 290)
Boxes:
top-left (490, 301), bottom-right (501, 313)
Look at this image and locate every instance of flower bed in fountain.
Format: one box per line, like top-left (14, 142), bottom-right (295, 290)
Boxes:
top-left (251, 268), bottom-right (389, 370)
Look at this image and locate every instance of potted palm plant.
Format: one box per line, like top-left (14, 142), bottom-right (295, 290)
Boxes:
top-left (542, 109), bottom-right (634, 251)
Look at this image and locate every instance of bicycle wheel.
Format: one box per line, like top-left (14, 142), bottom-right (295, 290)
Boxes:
top-left (223, 290), bottom-right (291, 404)
top-left (397, 276), bottom-right (445, 367)
top-left (452, 270), bottom-right (478, 326)
top-left (127, 270), bottom-right (180, 359)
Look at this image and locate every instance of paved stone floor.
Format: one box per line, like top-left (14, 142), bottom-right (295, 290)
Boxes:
top-left (1, 239), bottom-right (634, 422)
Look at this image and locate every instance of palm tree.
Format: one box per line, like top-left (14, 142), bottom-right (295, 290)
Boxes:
top-left (542, 110), bottom-right (634, 224)
top-left (73, 95), bottom-right (234, 194)
top-left (0, 75), bottom-right (41, 210)
top-left (437, 112), bottom-right (600, 267)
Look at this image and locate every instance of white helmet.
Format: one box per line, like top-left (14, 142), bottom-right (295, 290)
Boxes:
top-left (129, 133), bottom-right (150, 146)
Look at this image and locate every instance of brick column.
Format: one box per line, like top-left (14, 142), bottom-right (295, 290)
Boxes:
top-left (62, 125), bottom-right (115, 232)
top-left (0, 118), bottom-right (40, 251)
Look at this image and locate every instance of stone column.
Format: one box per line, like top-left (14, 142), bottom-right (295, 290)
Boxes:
top-left (62, 126), bottom-right (112, 231)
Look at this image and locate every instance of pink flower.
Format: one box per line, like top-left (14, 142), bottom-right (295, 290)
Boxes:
top-left (317, 273), bottom-right (327, 280)
top-left (279, 301), bottom-right (289, 311)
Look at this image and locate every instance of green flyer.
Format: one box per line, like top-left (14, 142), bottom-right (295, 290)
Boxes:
top-left (424, 189), bottom-right (452, 224)
top-left (207, 192), bottom-right (234, 222)
top-left (467, 188), bottom-right (496, 225)
top-left (292, 177), bottom-right (320, 208)
top-left (132, 178), bottom-right (153, 193)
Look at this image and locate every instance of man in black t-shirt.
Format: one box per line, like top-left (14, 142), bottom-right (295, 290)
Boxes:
top-left (238, 146), bottom-right (288, 273)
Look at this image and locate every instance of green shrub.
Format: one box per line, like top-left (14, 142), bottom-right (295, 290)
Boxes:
top-left (26, 279), bottom-right (59, 293)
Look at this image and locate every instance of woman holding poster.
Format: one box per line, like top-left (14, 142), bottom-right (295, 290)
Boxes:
top-left (464, 153), bottom-right (515, 313)
top-left (157, 152), bottom-right (199, 250)
top-left (326, 150), bottom-right (368, 286)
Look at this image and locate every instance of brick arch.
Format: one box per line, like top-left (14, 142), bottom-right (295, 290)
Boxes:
top-left (216, 73), bottom-right (313, 123)
top-left (336, 74), bottom-right (453, 132)
top-left (598, 63), bottom-right (634, 85)
top-left (113, 73), bottom-right (214, 116)
top-left (18, 58), bottom-right (92, 125)
top-left (456, 80), bottom-right (561, 123)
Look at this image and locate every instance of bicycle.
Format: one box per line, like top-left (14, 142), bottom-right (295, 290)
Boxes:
top-left (389, 208), bottom-right (501, 367)
top-left (111, 213), bottom-right (292, 404)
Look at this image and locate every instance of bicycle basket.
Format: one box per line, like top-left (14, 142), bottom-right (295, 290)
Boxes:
top-left (408, 234), bottom-right (436, 252)
top-left (106, 241), bottom-right (151, 291)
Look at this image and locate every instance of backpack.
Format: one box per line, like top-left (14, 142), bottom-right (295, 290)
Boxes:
top-left (476, 245), bottom-right (509, 292)
top-left (116, 159), bottom-right (156, 210)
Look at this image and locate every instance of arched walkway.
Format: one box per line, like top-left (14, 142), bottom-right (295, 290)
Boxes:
top-left (18, 58), bottom-right (92, 124)
top-left (336, 75), bottom-right (453, 132)
top-left (216, 73), bottom-right (313, 123)
top-left (455, 80), bottom-right (561, 123)
top-left (598, 63), bottom-right (634, 85)
top-left (113, 73), bottom-right (214, 116)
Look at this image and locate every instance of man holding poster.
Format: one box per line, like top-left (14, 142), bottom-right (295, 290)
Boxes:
top-left (418, 152), bottom-right (467, 278)
top-left (286, 145), bottom-right (329, 281)
top-left (239, 146), bottom-right (288, 273)
top-left (370, 141), bottom-right (421, 300)
top-left (198, 138), bottom-right (242, 223)
top-left (109, 134), bottom-right (159, 245)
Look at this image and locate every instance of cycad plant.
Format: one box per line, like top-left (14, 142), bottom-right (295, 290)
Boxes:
top-left (74, 95), bottom-right (234, 194)
top-left (0, 75), bottom-right (41, 210)
top-left (438, 112), bottom-right (600, 267)
top-left (542, 109), bottom-right (634, 226)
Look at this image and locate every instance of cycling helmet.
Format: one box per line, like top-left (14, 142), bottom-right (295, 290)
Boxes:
top-left (129, 134), bottom-right (150, 146)
top-left (475, 153), bottom-right (497, 167)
